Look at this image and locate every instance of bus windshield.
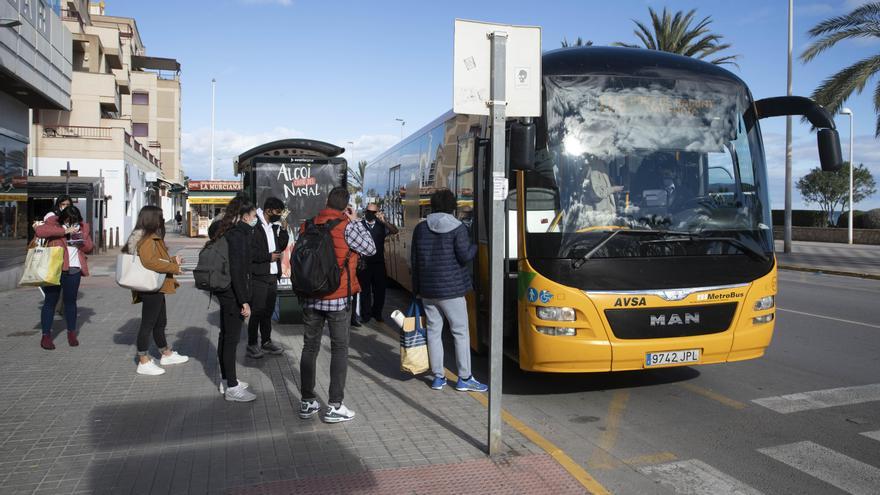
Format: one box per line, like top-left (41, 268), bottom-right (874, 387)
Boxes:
top-left (526, 74), bottom-right (773, 260)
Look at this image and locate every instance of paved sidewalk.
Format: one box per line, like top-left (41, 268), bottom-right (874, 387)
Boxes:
top-left (0, 237), bottom-right (587, 494)
top-left (774, 240), bottom-right (880, 278)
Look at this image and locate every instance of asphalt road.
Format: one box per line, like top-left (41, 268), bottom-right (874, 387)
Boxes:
top-left (460, 271), bottom-right (880, 494)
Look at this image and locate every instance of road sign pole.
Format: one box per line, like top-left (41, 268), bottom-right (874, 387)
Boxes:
top-left (488, 30), bottom-right (507, 456)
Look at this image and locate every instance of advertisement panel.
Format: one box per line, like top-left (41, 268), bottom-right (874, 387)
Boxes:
top-left (253, 156), bottom-right (347, 291)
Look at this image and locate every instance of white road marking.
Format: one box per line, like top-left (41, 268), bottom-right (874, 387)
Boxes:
top-left (752, 383), bottom-right (880, 414)
top-left (759, 441), bottom-right (880, 495)
top-left (777, 308), bottom-right (880, 329)
top-left (638, 459), bottom-right (763, 495)
top-left (860, 430), bottom-right (880, 442)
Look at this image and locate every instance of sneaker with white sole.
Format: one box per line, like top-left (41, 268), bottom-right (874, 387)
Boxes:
top-left (136, 359), bottom-right (165, 376)
top-left (299, 399), bottom-right (321, 419)
top-left (261, 341), bottom-right (284, 355)
top-left (159, 351), bottom-right (189, 366)
top-left (219, 380), bottom-right (249, 395)
top-left (224, 383), bottom-right (256, 402)
top-left (246, 344), bottom-right (264, 359)
top-left (323, 403), bottom-right (355, 423)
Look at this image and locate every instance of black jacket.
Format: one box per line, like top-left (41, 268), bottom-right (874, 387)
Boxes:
top-left (411, 213), bottom-right (477, 299)
top-left (250, 215), bottom-right (290, 277)
top-left (225, 222), bottom-right (254, 306)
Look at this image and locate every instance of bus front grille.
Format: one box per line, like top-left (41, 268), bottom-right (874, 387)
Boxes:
top-left (604, 303), bottom-right (738, 339)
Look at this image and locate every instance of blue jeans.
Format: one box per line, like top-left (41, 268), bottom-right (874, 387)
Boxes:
top-left (41, 269), bottom-right (82, 334)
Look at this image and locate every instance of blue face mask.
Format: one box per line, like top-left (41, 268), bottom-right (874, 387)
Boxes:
top-left (247, 217), bottom-right (259, 228)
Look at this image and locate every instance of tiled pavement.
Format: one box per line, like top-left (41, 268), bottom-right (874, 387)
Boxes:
top-left (0, 235), bottom-right (585, 494)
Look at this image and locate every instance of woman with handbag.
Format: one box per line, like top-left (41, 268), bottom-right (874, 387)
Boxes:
top-left (209, 198), bottom-right (257, 402)
top-left (34, 205), bottom-right (94, 350)
top-left (122, 206), bottom-right (189, 376)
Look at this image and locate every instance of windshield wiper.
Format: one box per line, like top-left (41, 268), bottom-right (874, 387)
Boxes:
top-left (570, 229), bottom-right (659, 268)
top-left (640, 234), bottom-right (769, 262)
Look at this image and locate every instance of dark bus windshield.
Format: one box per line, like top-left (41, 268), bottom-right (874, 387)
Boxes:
top-left (526, 75), bottom-right (773, 260)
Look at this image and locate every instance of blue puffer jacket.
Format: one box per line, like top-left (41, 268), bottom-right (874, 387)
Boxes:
top-left (411, 213), bottom-right (477, 299)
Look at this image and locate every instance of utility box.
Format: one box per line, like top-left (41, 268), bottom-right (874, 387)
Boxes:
top-left (235, 139), bottom-right (348, 323)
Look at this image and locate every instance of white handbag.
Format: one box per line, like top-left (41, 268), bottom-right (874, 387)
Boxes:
top-left (116, 252), bottom-right (166, 292)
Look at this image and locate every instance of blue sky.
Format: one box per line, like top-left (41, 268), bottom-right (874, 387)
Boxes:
top-left (108, 0), bottom-right (878, 209)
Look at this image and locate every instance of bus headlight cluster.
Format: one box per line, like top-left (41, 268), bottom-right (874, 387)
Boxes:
top-left (536, 306), bottom-right (576, 321)
top-left (536, 326), bottom-right (577, 337)
top-left (754, 296), bottom-right (775, 311)
top-left (753, 314), bottom-right (775, 324)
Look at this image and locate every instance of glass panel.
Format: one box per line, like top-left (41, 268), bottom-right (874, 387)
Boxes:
top-left (132, 123), bottom-right (148, 137)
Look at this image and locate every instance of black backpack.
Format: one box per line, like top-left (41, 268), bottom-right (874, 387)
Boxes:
top-left (291, 219), bottom-right (350, 298)
top-left (193, 237), bottom-right (231, 292)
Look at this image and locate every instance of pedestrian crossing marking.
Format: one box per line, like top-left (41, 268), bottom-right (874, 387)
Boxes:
top-left (752, 383), bottom-right (880, 414)
top-left (759, 441), bottom-right (880, 495)
top-left (860, 430), bottom-right (880, 442)
top-left (638, 459), bottom-right (763, 495)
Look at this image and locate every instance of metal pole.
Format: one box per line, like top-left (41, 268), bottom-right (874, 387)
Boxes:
top-left (488, 29), bottom-right (507, 456)
top-left (211, 78), bottom-right (216, 181)
top-left (65, 161), bottom-right (70, 195)
top-left (848, 111), bottom-right (854, 244)
top-left (784, 0), bottom-right (793, 253)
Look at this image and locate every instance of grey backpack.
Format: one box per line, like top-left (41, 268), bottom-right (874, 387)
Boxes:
top-left (193, 237), bottom-right (231, 292)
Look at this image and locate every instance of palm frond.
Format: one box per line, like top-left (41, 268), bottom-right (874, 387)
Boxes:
top-left (807, 2), bottom-right (880, 37)
top-left (873, 80), bottom-right (880, 137)
top-left (619, 6), bottom-right (737, 65)
top-left (810, 54), bottom-right (880, 116)
top-left (801, 27), bottom-right (880, 63)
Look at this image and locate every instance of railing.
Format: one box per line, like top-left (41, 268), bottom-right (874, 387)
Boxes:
top-left (124, 131), bottom-right (162, 170)
top-left (42, 126), bottom-right (112, 139)
top-left (61, 9), bottom-right (84, 30)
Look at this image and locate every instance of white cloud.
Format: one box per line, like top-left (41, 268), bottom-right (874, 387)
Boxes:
top-left (181, 126), bottom-right (304, 180)
top-left (341, 134), bottom-right (399, 166)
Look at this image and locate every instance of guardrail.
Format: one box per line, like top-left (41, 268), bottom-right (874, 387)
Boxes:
top-left (42, 126), bottom-right (161, 170)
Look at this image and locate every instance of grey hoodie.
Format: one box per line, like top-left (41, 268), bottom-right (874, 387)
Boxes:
top-left (426, 212), bottom-right (461, 234)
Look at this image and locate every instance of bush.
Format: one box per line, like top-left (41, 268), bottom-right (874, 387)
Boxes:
top-left (864, 209), bottom-right (880, 229)
top-left (771, 209), bottom-right (828, 227)
top-left (835, 210), bottom-right (866, 228)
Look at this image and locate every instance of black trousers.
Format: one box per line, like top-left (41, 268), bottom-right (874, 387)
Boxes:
top-left (357, 263), bottom-right (387, 321)
top-left (216, 290), bottom-right (242, 387)
top-left (301, 305), bottom-right (351, 405)
top-left (136, 292), bottom-right (168, 356)
top-left (248, 275), bottom-right (277, 346)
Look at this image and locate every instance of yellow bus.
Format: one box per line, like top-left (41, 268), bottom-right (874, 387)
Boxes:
top-left (362, 46), bottom-right (842, 372)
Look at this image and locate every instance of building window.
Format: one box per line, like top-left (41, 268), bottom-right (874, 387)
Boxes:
top-left (60, 170), bottom-right (78, 177)
top-left (21, 0), bottom-right (31, 20)
top-left (132, 92), bottom-right (149, 105)
top-left (132, 123), bottom-right (149, 137)
top-left (37, 0), bottom-right (47, 34)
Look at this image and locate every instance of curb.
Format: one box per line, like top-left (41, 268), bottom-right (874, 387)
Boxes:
top-left (778, 265), bottom-right (880, 281)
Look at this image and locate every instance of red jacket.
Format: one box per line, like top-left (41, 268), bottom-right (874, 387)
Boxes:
top-left (301, 208), bottom-right (361, 300)
top-left (34, 216), bottom-right (95, 276)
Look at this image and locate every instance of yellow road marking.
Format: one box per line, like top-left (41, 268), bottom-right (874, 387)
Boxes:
top-left (679, 383), bottom-right (748, 410)
top-left (443, 370), bottom-right (611, 495)
top-left (588, 390), bottom-right (630, 470)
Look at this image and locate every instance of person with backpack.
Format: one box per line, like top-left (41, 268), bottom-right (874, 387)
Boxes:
top-left (245, 196), bottom-right (289, 359)
top-left (208, 198), bottom-right (258, 402)
top-left (294, 187), bottom-right (375, 423)
top-left (122, 206), bottom-right (189, 375)
top-left (411, 189), bottom-right (486, 392)
top-left (34, 205), bottom-right (94, 350)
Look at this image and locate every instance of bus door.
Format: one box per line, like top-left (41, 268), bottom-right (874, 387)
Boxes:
top-left (386, 164), bottom-right (402, 283)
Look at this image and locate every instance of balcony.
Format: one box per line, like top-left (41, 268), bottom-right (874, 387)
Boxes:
top-left (39, 126), bottom-right (162, 171)
top-left (113, 65), bottom-right (130, 95)
top-left (61, 9), bottom-right (85, 34)
top-left (73, 72), bottom-right (120, 112)
top-left (84, 25), bottom-right (123, 70)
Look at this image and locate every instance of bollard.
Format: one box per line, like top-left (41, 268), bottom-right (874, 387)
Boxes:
top-left (115, 227), bottom-right (119, 248)
top-left (102, 229), bottom-right (107, 252)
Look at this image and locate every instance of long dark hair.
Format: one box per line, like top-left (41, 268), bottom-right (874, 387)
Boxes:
top-left (53, 195), bottom-right (72, 215)
top-left (58, 205), bottom-right (83, 226)
top-left (210, 195), bottom-right (254, 241)
top-left (122, 205), bottom-right (164, 253)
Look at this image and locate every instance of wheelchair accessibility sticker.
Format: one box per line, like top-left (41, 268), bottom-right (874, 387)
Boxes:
top-left (539, 290), bottom-right (553, 303)
top-left (527, 288), bottom-right (539, 303)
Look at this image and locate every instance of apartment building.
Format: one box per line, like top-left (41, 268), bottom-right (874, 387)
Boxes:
top-left (0, 0), bottom-right (72, 289)
top-left (30, 0), bottom-right (183, 240)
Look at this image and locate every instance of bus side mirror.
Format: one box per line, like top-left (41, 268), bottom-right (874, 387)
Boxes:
top-left (817, 128), bottom-right (843, 172)
top-left (509, 120), bottom-right (535, 171)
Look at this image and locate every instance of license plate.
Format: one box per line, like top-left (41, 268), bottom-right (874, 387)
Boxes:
top-left (645, 349), bottom-right (701, 367)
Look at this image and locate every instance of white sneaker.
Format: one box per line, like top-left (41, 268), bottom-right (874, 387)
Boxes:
top-left (224, 383), bottom-right (256, 402)
top-left (159, 351), bottom-right (189, 366)
top-left (136, 359), bottom-right (165, 376)
top-left (219, 380), bottom-right (249, 395)
top-left (323, 403), bottom-right (355, 423)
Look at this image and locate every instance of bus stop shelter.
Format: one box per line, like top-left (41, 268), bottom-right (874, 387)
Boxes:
top-left (27, 176), bottom-right (105, 246)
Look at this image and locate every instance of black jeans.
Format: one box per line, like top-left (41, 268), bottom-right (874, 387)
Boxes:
top-left (136, 292), bottom-right (168, 356)
top-left (357, 263), bottom-right (387, 321)
top-left (300, 305), bottom-right (351, 406)
top-left (216, 290), bottom-right (242, 387)
top-left (247, 275), bottom-right (277, 346)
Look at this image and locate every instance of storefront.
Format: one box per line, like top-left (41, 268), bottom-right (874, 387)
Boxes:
top-left (186, 180), bottom-right (241, 237)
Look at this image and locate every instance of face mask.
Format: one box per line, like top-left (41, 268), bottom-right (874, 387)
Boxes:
top-left (364, 211), bottom-right (377, 221)
top-left (663, 178), bottom-right (675, 189)
top-left (247, 217), bottom-right (259, 228)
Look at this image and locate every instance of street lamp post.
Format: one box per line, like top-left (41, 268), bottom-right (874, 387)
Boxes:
top-left (395, 118), bottom-right (405, 141)
top-left (841, 108), bottom-right (854, 244)
top-left (210, 78), bottom-right (216, 181)
top-left (346, 141), bottom-right (355, 169)
top-left (784, 0), bottom-right (794, 254)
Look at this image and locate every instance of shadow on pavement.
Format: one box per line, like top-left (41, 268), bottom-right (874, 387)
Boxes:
top-left (175, 326), bottom-right (217, 384)
top-left (84, 396), bottom-right (376, 493)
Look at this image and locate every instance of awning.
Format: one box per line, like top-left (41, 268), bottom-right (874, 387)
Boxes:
top-left (131, 55), bottom-right (180, 72)
top-left (0, 193), bottom-right (26, 202)
top-left (189, 197), bottom-right (233, 205)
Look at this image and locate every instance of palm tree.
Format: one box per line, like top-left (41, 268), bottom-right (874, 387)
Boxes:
top-left (801, 2), bottom-right (880, 135)
top-left (561, 37), bottom-right (593, 48)
top-left (347, 159), bottom-right (368, 205)
top-left (613, 7), bottom-right (738, 66)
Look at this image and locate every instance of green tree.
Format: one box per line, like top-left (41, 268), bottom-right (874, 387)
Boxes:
top-left (796, 163), bottom-right (877, 225)
top-left (561, 37), bottom-right (593, 48)
top-left (347, 159), bottom-right (368, 206)
top-left (800, 2), bottom-right (880, 135)
top-left (613, 7), bottom-right (738, 66)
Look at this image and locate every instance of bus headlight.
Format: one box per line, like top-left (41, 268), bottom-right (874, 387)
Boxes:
top-left (754, 296), bottom-right (775, 311)
top-left (536, 326), bottom-right (577, 337)
top-left (536, 306), bottom-right (576, 321)
top-left (753, 314), bottom-right (775, 324)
